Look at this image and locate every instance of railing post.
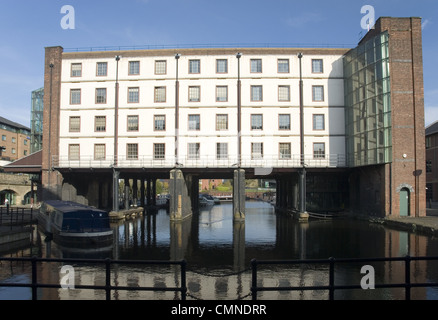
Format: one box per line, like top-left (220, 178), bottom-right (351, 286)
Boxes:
top-left (181, 260), bottom-right (187, 300)
top-left (251, 259), bottom-right (258, 300)
top-left (329, 257), bottom-right (335, 300)
top-left (105, 258), bottom-right (111, 300)
top-left (405, 255), bottom-right (411, 300)
top-left (31, 256), bottom-right (38, 300)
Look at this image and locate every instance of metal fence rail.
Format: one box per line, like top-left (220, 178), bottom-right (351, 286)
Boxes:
top-left (0, 256), bottom-right (187, 300)
top-left (0, 207), bottom-right (35, 228)
top-left (250, 256), bottom-right (438, 300)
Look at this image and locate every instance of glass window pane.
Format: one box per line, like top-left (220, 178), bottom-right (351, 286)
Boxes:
top-left (278, 59), bottom-right (289, 73)
top-left (127, 115), bottom-right (139, 131)
top-left (251, 114), bottom-right (263, 130)
top-left (188, 115), bottom-right (200, 130)
top-left (313, 143), bottom-right (325, 158)
top-left (70, 89), bottom-right (81, 104)
top-left (97, 62), bottom-right (107, 76)
top-left (279, 143), bottom-right (291, 159)
top-left (155, 60), bottom-right (167, 74)
top-left (278, 86), bottom-right (290, 101)
top-left (217, 59), bottom-right (228, 73)
top-left (154, 144), bottom-right (165, 159)
top-left (216, 86), bottom-right (228, 102)
top-left (313, 114), bottom-right (325, 130)
top-left (95, 116), bottom-right (106, 132)
top-left (128, 87), bottom-right (139, 103)
top-left (216, 114), bottom-right (228, 131)
top-left (188, 143), bottom-right (200, 159)
top-left (71, 63), bottom-right (82, 77)
top-left (279, 114), bottom-right (290, 130)
top-left (312, 59), bottom-right (323, 73)
top-left (127, 144), bottom-right (138, 159)
top-left (129, 61), bottom-right (140, 75)
top-left (155, 87), bottom-right (166, 102)
top-left (251, 86), bottom-right (263, 101)
top-left (189, 86), bottom-right (200, 102)
top-left (251, 59), bottom-right (262, 73)
top-left (154, 115), bottom-right (166, 131)
top-left (216, 143), bottom-right (228, 159)
top-left (96, 88), bottom-right (107, 103)
top-left (189, 60), bottom-right (200, 74)
top-left (312, 86), bottom-right (324, 102)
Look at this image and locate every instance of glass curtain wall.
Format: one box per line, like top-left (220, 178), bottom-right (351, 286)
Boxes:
top-left (344, 32), bottom-right (391, 167)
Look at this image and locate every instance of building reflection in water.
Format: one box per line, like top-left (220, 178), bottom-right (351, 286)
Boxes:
top-left (1, 201), bottom-right (438, 300)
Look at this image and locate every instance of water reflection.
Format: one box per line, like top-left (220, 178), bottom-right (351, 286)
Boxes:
top-left (1, 200), bottom-right (438, 300)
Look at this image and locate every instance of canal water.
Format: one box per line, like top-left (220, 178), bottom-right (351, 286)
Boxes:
top-left (1, 200), bottom-right (438, 300)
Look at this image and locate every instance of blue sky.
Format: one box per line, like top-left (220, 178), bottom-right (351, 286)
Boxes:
top-left (0, 0), bottom-right (437, 127)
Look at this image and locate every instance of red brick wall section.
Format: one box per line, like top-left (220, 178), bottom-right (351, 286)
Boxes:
top-left (42, 46), bottom-right (63, 199)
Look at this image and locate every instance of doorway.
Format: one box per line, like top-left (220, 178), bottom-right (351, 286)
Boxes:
top-left (399, 188), bottom-right (410, 217)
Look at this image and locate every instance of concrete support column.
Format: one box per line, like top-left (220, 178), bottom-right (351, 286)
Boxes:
top-left (152, 179), bottom-right (157, 206)
top-left (146, 179), bottom-right (152, 206)
top-left (132, 179), bottom-right (138, 206)
top-left (169, 169), bottom-right (192, 221)
top-left (112, 169), bottom-right (120, 212)
top-left (233, 169), bottom-right (245, 221)
top-left (298, 168), bottom-right (309, 222)
top-left (140, 179), bottom-right (145, 207)
top-left (124, 178), bottom-right (130, 209)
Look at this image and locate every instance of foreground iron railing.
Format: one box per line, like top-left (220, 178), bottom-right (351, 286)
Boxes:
top-left (250, 256), bottom-right (438, 300)
top-left (0, 257), bottom-right (187, 300)
top-left (0, 207), bottom-right (35, 228)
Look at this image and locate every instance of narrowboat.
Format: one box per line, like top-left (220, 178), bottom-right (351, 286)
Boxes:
top-left (38, 200), bottom-right (114, 247)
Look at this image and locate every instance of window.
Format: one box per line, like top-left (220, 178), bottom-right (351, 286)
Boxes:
top-left (96, 88), bottom-right (107, 104)
top-left (11, 137), bottom-right (16, 144)
top-left (279, 143), bottom-right (291, 159)
top-left (278, 85), bottom-right (290, 101)
top-left (427, 160), bottom-right (432, 173)
top-left (1, 135), bottom-right (6, 141)
top-left (216, 143), bottom-right (228, 160)
top-left (154, 87), bottom-right (166, 102)
top-left (24, 150), bottom-right (27, 156)
top-left (69, 116), bottom-right (80, 132)
top-left (68, 144), bottom-right (80, 161)
top-left (216, 59), bottom-right (228, 73)
top-left (127, 115), bottom-right (139, 131)
top-left (95, 116), bottom-right (106, 132)
top-left (188, 143), bottom-right (200, 160)
top-left (129, 61), bottom-right (140, 75)
top-left (251, 86), bottom-right (263, 101)
top-left (312, 59), bottom-right (323, 73)
top-left (71, 63), bottom-right (82, 77)
top-left (154, 143), bottom-right (165, 160)
top-left (70, 89), bottom-right (81, 104)
top-left (312, 86), bottom-right (324, 102)
top-left (216, 86), bottom-right (228, 102)
top-left (128, 87), bottom-right (139, 103)
top-left (155, 60), bottom-right (167, 75)
top-left (188, 114), bottom-right (200, 131)
top-left (426, 137), bottom-right (432, 149)
top-left (313, 143), bottom-right (325, 159)
top-left (127, 144), bottom-right (138, 160)
top-left (97, 62), bottom-right (107, 76)
top-left (278, 59), bottom-right (290, 73)
top-left (189, 86), bottom-right (200, 102)
top-left (154, 115), bottom-right (166, 131)
top-left (251, 59), bottom-right (262, 73)
top-left (313, 114), bottom-right (325, 130)
top-left (251, 143), bottom-right (263, 159)
top-left (279, 114), bottom-right (291, 130)
top-left (189, 60), bottom-right (200, 74)
top-left (216, 114), bottom-right (228, 131)
top-left (11, 148), bottom-right (16, 155)
top-left (94, 144), bottom-right (106, 160)
top-left (251, 114), bottom-right (263, 130)
top-left (24, 140), bottom-right (27, 146)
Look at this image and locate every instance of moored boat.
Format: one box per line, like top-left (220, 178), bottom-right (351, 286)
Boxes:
top-left (38, 200), bottom-right (114, 247)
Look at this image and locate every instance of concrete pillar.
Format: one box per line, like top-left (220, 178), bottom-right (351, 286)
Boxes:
top-left (147, 179), bottom-right (152, 206)
top-left (233, 169), bottom-right (245, 221)
top-left (152, 179), bottom-right (157, 206)
top-left (233, 221), bottom-right (245, 272)
top-left (298, 169), bottom-right (309, 222)
top-left (169, 169), bottom-right (192, 221)
top-left (132, 178), bottom-right (138, 206)
top-left (124, 178), bottom-right (130, 209)
top-left (140, 178), bottom-right (145, 207)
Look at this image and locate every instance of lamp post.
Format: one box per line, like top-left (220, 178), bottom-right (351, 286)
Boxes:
top-left (48, 63), bottom-right (54, 190)
top-left (175, 53), bottom-right (181, 167)
top-left (113, 55), bottom-right (121, 212)
top-left (236, 53), bottom-right (242, 167)
top-left (298, 52), bottom-right (307, 218)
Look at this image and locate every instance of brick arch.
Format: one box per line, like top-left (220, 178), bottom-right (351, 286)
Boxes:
top-left (0, 189), bottom-right (18, 205)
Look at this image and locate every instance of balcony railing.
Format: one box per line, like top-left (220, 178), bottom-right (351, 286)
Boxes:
top-left (52, 154), bottom-right (347, 169)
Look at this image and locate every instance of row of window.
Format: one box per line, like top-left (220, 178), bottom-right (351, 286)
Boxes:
top-left (68, 114), bottom-right (326, 133)
top-left (0, 147), bottom-right (28, 156)
top-left (70, 59), bottom-right (325, 77)
top-left (67, 142), bottom-right (326, 161)
top-left (69, 85), bottom-right (325, 105)
top-left (1, 135), bottom-right (28, 145)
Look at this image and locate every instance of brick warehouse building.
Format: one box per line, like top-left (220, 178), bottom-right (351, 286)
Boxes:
top-left (40, 17), bottom-right (425, 217)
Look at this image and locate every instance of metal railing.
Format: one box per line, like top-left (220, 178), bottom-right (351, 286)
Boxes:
top-left (0, 207), bottom-right (35, 228)
top-left (52, 154), bottom-right (347, 169)
top-left (0, 256), bottom-right (187, 300)
top-left (250, 256), bottom-right (438, 300)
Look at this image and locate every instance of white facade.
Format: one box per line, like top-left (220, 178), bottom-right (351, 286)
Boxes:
top-left (56, 48), bottom-right (347, 169)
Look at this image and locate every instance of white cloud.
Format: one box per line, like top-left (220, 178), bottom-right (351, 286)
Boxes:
top-left (422, 19), bottom-right (430, 30)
